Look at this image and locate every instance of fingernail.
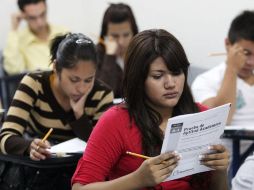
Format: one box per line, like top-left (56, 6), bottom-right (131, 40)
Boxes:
top-left (177, 154), bottom-right (182, 160)
top-left (173, 151), bottom-right (178, 155)
top-left (208, 146), bottom-right (212, 150)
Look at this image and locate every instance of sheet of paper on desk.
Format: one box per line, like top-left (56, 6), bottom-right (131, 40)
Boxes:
top-left (225, 125), bottom-right (254, 131)
top-left (49, 137), bottom-right (87, 154)
top-left (161, 103), bottom-right (230, 181)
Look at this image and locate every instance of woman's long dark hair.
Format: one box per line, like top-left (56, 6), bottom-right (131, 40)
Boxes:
top-left (123, 29), bottom-right (199, 156)
top-left (100, 3), bottom-right (138, 39)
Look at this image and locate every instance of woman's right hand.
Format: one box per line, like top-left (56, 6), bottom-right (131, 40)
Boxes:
top-left (29, 138), bottom-right (51, 161)
top-left (226, 44), bottom-right (246, 73)
top-left (134, 152), bottom-right (180, 188)
top-left (105, 36), bottom-right (118, 56)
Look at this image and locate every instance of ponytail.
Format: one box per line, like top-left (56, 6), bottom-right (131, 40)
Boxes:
top-left (50, 33), bottom-right (69, 63)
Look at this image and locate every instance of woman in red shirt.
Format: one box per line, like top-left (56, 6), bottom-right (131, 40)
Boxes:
top-left (72, 29), bottom-right (229, 190)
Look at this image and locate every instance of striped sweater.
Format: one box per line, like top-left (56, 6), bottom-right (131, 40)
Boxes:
top-left (0, 71), bottom-right (113, 155)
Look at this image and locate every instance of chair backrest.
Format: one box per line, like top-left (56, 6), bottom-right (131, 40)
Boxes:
top-left (187, 65), bottom-right (207, 86)
top-left (0, 51), bottom-right (26, 113)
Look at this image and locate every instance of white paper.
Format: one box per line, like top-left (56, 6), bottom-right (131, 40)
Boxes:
top-left (49, 137), bottom-right (86, 155)
top-left (161, 103), bottom-right (230, 181)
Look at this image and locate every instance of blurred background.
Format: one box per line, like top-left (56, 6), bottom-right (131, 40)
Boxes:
top-left (0, 0), bottom-right (253, 69)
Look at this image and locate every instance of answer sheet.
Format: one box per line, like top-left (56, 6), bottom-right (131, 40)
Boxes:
top-left (161, 103), bottom-right (230, 180)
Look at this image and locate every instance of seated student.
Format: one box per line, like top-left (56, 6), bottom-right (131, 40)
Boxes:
top-left (3, 0), bottom-right (68, 75)
top-left (96, 3), bottom-right (138, 98)
top-left (0, 33), bottom-right (113, 160)
top-left (191, 10), bottom-right (254, 126)
top-left (231, 154), bottom-right (254, 190)
top-left (72, 29), bottom-right (230, 190)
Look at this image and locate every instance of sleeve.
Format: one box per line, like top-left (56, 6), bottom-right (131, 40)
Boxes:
top-left (231, 156), bottom-right (254, 190)
top-left (69, 89), bottom-right (114, 141)
top-left (72, 107), bottom-right (125, 185)
top-left (3, 31), bottom-right (26, 75)
top-left (0, 74), bottom-right (39, 155)
top-left (191, 72), bottom-right (219, 103)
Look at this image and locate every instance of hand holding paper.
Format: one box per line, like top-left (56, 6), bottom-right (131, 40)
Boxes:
top-left (161, 103), bottom-right (230, 181)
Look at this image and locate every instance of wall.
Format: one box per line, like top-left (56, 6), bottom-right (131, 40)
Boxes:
top-left (0, 0), bottom-right (253, 68)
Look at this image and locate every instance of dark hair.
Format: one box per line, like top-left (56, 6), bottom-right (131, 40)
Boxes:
top-left (228, 10), bottom-right (254, 44)
top-left (123, 29), bottom-right (199, 156)
top-left (50, 33), bottom-right (97, 73)
top-left (18, 0), bottom-right (46, 11)
top-left (100, 3), bottom-right (138, 39)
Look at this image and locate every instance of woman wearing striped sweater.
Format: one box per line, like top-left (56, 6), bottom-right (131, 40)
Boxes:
top-left (0, 33), bottom-right (113, 161)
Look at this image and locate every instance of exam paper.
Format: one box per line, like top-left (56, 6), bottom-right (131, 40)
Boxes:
top-left (161, 103), bottom-right (230, 181)
top-left (49, 137), bottom-right (86, 154)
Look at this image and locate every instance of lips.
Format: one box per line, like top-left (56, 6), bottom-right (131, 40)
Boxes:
top-left (71, 95), bottom-right (83, 101)
top-left (163, 92), bottom-right (178, 98)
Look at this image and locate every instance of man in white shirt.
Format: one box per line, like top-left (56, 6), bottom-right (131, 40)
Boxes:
top-left (192, 10), bottom-right (254, 126)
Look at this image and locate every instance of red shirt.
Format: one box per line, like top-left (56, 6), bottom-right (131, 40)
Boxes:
top-left (72, 104), bottom-right (209, 189)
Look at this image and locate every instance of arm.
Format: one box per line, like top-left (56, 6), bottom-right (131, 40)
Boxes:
top-left (69, 87), bottom-right (114, 141)
top-left (201, 44), bottom-right (246, 124)
top-left (3, 13), bottom-right (26, 74)
top-left (72, 153), bottom-right (179, 190)
top-left (71, 108), bottom-right (179, 190)
top-left (0, 74), bottom-right (38, 154)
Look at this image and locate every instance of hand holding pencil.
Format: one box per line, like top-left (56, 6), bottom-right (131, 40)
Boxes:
top-left (128, 151), bottom-right (180, 187)
top-left (29, 128), bottom-right (53, 161)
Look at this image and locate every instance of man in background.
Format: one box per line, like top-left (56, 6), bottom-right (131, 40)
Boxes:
top-left (3, 0), bottom-right (68, 75)
top-left (191, 10), bottom-right (254, 126)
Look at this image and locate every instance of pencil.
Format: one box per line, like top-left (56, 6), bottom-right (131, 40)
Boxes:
top-left (208, 50), bottom-right (248, 57)
top-left (208, 52), bottom-right (227, 57)
top-left (126, 151), bottom-right (151, 159)
top-left (42, 128), bottom-right (53, 142)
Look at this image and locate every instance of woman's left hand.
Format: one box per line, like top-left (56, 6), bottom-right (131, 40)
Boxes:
top-left (70, 89), bottom-right (92, 119)
top-left (199, 144), bottom-right (230, 170)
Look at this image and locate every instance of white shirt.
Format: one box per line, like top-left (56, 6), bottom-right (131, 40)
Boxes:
top-left (191, 63), bottom-right (254, 126)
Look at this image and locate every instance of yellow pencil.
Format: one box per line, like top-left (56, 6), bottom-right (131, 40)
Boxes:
top-left (208, 50), bottom-right (248, 57)
top-left (208, 52), bottom-right (227, 57)
top-left (42, 128), bottom-right (53, 142)
top-left (126, 151), bottom-right (151, 159)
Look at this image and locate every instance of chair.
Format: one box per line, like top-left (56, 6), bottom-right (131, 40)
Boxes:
top-left (0, 50), bottom-right (26, 113)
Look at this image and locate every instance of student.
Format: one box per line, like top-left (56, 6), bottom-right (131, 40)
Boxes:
top-left (231, 154), bottom-right (254, 190)
top-left (3, 0), bottom-right (68, 75)
top-left (96, 3), bottom-right (138, 98)
top-left (72, 29), bottom-right (229, 190)
top-left (191, 10), bottom-right (254, 126)
top-left (0, 33), bottom-right (113, 160)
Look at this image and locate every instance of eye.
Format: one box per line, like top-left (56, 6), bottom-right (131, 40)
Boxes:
top-left (84, 77), bottom-right (94, 83)
top-left (123, 33), bottom-right (131, 38)
top-left (70, 78), bottom-right (79, 83)
top-left (244, 50), bottom-right (252, 56)
top-left (152, 75), bottom-right (162, 79)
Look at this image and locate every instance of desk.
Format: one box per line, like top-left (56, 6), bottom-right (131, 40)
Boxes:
top-left (223, 129), bottom-right (254, 177)
top-left (0, 153), bottom-right (82, 190)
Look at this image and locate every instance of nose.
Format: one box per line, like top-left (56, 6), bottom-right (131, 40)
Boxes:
top-left (117, 36), bottom-right (125, 46)
top-left (164, 74), bottom-right (176, 89)
top-left (76, 83), bottom-right (88, 94)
